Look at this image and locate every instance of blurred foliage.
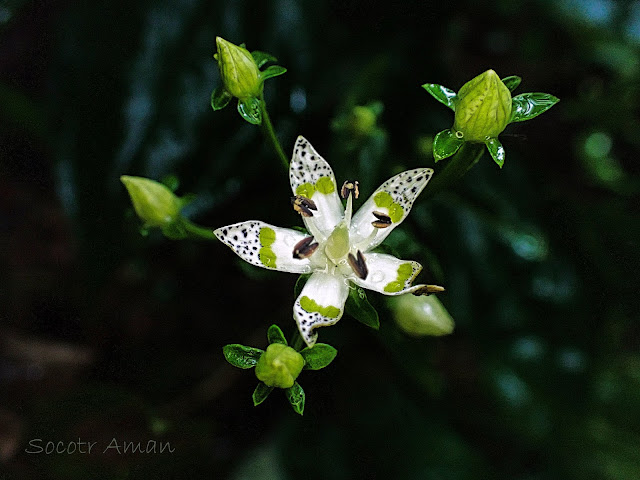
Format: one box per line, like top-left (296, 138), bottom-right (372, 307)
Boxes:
top-left (0, 0), bottom-right (639, 479)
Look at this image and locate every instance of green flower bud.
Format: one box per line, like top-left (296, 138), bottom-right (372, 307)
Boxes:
top-left (121, 175), bottom-right (181, 227)
top-left (215, 37), bottom-right (262, 100)
top-left (391, 294), bottom-right (455, 337)
top-left (453, 70), bottom-right (512, 143)
top-left (255, 343), bottom-right (304, 389)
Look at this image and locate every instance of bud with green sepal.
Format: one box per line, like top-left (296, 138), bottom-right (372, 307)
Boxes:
top-left (211, 37), bottom-right (287, 125)
top-left (423, 70), bottom-right (559, 168)
top-left (222, 324), bottom-right (338, 415)
top-left (121, 175), bottom-right (216, 241)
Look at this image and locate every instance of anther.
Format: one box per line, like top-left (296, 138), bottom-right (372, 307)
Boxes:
top-left (371, 211), bottom-right (392, 228)
top-left (340, 180), bottom-right (360, 200)
top-left (291, 195), bottom-right (317, 217)
top-left (292, 236), bottom-right (319, 259)
top-left (412, 285), bottom-right (445, 296)
top-left (347, 250), bottom-right (368, 280)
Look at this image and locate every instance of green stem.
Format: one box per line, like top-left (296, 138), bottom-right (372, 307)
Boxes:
top-left (290, 329), bottom-right (305, 351)
top-left (423, 143), bottom-right (485, 198)
top-left (259, 94), bottom-right (289, 171)
top-left (181, 218), bottom-right (217, 240)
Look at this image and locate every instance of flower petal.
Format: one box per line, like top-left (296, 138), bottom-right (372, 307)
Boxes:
top-left (289, 136), bottom-right (344, 241)
top-left (214, 221), bottom-right (313, 274)
top-left (349, 252), bottom-right (423, 295)
top-left (350, 168), bottom-right (433, 252)
top-left (293, 272), bottom-right (349, 347)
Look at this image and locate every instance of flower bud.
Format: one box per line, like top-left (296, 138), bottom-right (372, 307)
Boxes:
top-left (121, 176), bottom-right (181, 227)
top-left (215, 37), bottom-right (262, 100)
top-left (255, 343), bottom-right (304, 389)
top-left (453, 70), bottom-right (512, 142)
top-left (391, 294), bottom-right (455, 337)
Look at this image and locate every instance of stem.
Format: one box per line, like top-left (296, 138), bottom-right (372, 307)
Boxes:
top-left (259, 94), bottom-right (289, 171)
top-left (290, 329), bottom-right (305, 351)
top-left (181, 218), bottom-right (217, 240)
top-left (423, 143), bottom-right (485, 199)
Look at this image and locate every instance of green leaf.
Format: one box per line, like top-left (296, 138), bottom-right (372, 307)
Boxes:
top-left (267, 325), bottom-right (288, 345)
top-left (223, 344), bottom-right (264, 369)
top-left (252, 382), bottom-right (274, 406)
top-left (211, 86), bottom-right (232, 110)
top-left (510, 92), bottom-right (559, 123)
top-left (421, 83), bottom-right (457, 110)
top-left (300, 344), bottom-right (337, 370)
top-left (345, 287), bottom-right (380, 330)
top-left (485, 137), bottom-right (505, 168)
top-left (294, 273), bottom-right (311, 298)
top-left (285, 382), bottom-right (305, 415)
top-left (501, 75), bottom-right (522, 92)
top-left (237, 97), bottom-right (262, 125)
top-left (260, 65), bottom-right (287, 81)
top-left (251, 50), bottom-right (277, 68)
top-left (433, 129), bottom-right (464, 162)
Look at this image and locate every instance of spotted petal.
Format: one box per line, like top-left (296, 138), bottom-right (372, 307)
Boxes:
top-left (289, 136), bottom-right (344, 242)
top-left (294, 272), bottom-right (349, 347)
top-left (350, 168), bottom-right (433, 252)
top-left (349, 252), bottom-right (424, 295)
top-left (214, 221), bottom-right (313, 274)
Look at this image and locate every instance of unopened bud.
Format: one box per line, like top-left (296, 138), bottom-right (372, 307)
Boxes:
top-left (255, 343), bottom-right (304, 389)
top-left (391, 294), bottom-right (455, 337)
top-left (215, 37), bottom-right (262, 100)
top-left (121, 176), bottom-right (181, 227)
top-left (454, 70), bottom-right (512, 142)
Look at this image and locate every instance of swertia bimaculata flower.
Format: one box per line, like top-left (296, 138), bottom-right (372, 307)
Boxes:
top-left (215, 136), bottom-right (436, 347)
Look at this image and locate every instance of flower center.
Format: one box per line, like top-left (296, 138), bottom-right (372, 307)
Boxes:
top-left (324, 222), bottom-right (350, 265)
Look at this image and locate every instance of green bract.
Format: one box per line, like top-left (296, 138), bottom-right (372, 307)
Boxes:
top-left (390, 294), bottom-right (455, 337)
top-left (121, 176), bottom-right (181, 228)
top-left (255, 343), bottom-right (305, 389)
top-left (211, 37), bottom-right (287, 125)
top-left (423, 70), bottom-right (559, 168)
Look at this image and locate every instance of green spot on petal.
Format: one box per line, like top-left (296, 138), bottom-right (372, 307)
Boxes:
top-left (388, 203), bottom-right (404, 223)
top-left (300, 296), bottom-right (340, 318)
top-left (316, 176), bottom-right (335, 194)
top-left (374, 191), bottom-right (393, 208)
top-left (384, 263), bottom-right (414, 292)
top-left (259, 247), bottom-right (277, 267)
top-left (296, 182), bottom-right (316, 199)
top-left (374, 191), bottom-right (404, 223)
top-left (259, 227), bottom-right (276, 247)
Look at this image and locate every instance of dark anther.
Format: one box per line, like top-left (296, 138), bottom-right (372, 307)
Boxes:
top-left (412, 285), bottom-right (445, 296)
top-left (291, 195), bottom-right (318, 217)
top-left (340, 180), bottom-right (360, 200)
top-left (293, 236), bottom-right (319, 259)
top-left (371, 210), bottom-right (392, 228)
top-left (347, 250), bottom-right (368, 280)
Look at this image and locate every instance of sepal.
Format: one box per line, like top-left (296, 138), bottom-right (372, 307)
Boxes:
top-left (300, 344), bottom-right (338, 370)
top-left (433, 128), bottom-right (464, 162)
top-left (510, 92), bottom-right (559, 123)
top-left (285, 382), bottom-right (305, 415)
top-left (223, 344), bottom-right (264, 369)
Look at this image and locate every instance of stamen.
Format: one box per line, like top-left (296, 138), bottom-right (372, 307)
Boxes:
top-left (291, 195), bottom-right (318, 217)
top-left (292, 236), bottom-right (319, 259)
top-left (347, 250), bottom-right (368, 280)
top-left (340, 180), bottom-right (360, 200)
top-left (412, 285), bottom-right (445, 296)
top-left (371, 210), bottom-right (392, 228)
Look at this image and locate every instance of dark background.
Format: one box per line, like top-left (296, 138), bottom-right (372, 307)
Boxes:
top-left (1, 0), bottom-right (639, 479)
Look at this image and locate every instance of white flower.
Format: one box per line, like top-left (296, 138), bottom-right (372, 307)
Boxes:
top-left (214, 136), bottom-right (434, 347)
